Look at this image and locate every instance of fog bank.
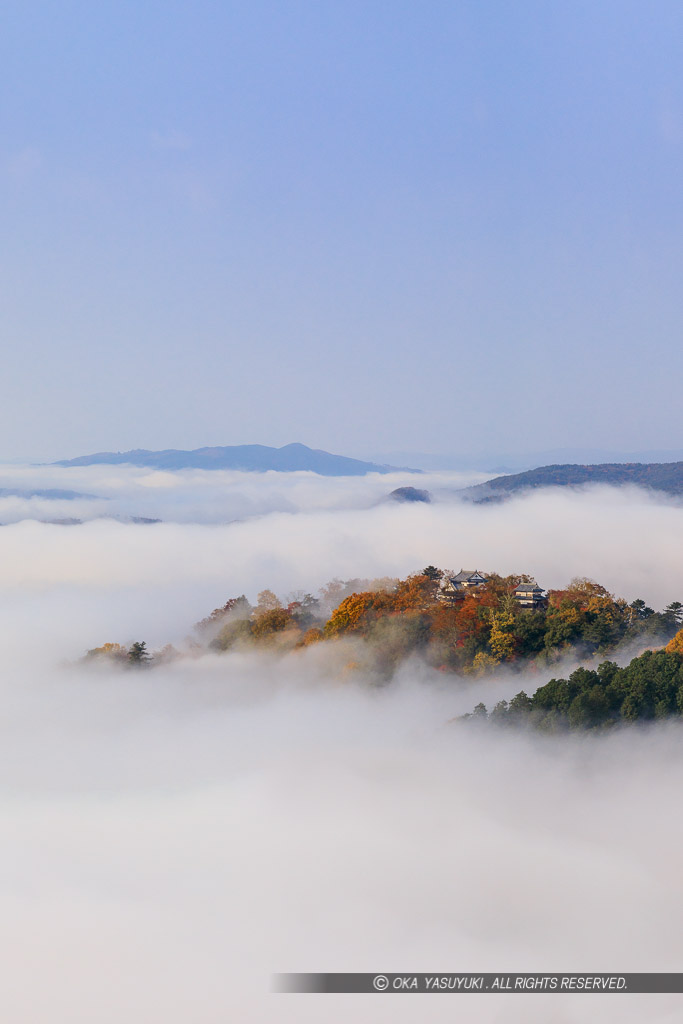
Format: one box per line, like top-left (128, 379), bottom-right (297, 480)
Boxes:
top-left (3, 647), bottom-right (683, 1023)
top-left (0, 463), bottom-right (486, 524)
top-left (2, 475), bottom-right (683, 1022)
top-left (0, 483), bottom-right (681, 618)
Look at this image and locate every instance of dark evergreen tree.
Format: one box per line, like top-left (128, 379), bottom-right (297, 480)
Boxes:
top-left (128, 641), bottom-right (151, 665)
top-left (422, 566), bottom-right (443, 581)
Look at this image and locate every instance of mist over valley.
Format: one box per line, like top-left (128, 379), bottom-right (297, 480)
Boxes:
top-left (1, 466), bottom-right (683, 1019)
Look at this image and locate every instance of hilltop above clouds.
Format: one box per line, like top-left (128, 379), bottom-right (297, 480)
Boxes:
top-left (461, 462), bottom-right (683, 503)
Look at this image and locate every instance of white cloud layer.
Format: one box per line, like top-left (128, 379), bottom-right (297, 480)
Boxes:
top-left (4, 654), bottom-right (683, 1023)
top-left (2, 470), bottom-right (683, 1022)
top-left (0, 469), bottom-right (681, 618)
top-left (0, 462), bottom-right (487, 524)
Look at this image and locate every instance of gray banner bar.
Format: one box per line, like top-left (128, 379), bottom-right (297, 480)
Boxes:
top-left (275, 973), bottom-right (683, 994)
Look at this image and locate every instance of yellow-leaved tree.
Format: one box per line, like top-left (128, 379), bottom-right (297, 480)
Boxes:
top-left (665, 629), bottom-right (683, 657)
top-left (471, 651), bottom-right (499, 676)
top-left (488, 612), bottom-right (518, 663)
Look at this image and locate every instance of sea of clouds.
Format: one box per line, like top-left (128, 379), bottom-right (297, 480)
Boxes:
top-left (2, 465), bottom-right (683, 1022)
top-left (0, 462), bottom-right (489, 525)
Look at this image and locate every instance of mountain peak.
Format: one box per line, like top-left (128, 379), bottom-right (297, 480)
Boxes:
top-left (53, 444), bottom-right (418, 477)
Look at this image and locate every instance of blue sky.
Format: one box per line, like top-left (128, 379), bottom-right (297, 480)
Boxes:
top-left (2, 1), bottom-right (682, 459)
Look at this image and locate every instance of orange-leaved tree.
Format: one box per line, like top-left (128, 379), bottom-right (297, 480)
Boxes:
top-left (297, 627), bottom-right (324, 647)
top-left (324, 590), bottom-right (393, 638)
top-left (391, 573), bottom-right (440, 612)
top-left (84, 642), bottom-right (128, 662)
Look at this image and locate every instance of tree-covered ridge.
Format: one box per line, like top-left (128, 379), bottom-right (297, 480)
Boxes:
top-left (467, 630), bottom-right (683, 731)
top-left (462, 461), bottom-right (683, 502)
top-left (83, 567), bottom-right (683, 682)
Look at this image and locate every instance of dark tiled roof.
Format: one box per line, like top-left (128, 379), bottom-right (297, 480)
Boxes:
top-left (452, 569), bottom-right (486, 582)
top-left (515, 582), bottom-right (544, 594)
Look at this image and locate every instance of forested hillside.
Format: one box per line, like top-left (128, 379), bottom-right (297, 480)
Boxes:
top-left (467, 630), bottom-right (683, 731)
top-left (84, 567), bottom-right (682, 684)
top-left (463, 462), bottom-right (683, 502)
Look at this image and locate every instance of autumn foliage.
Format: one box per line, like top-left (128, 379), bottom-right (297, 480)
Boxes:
top-left (84, 569), bottom-right (683, 682)
top-left (665, 629), bottom-right (683, 657)
top-left (324, 590), bottom-right (393, 637)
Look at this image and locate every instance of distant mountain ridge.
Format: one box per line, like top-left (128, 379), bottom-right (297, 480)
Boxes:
top-left (53, 443), bottom-right (411, 476)
top-left (0, 487), bottom-right (97, 500)
top-left (462, 462), bottom-right (683, 501)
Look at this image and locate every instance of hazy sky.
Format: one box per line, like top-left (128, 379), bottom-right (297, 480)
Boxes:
top-left (2, 1), bottom-right (682, 460)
